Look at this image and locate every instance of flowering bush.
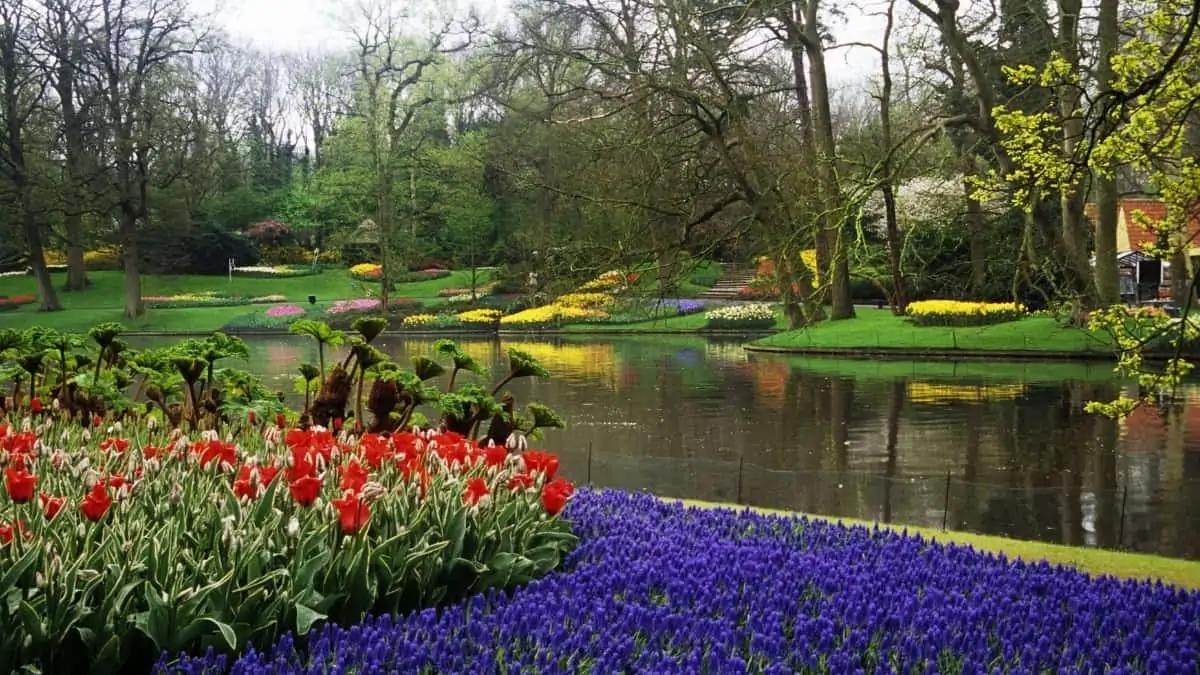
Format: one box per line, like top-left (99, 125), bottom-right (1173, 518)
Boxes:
top-left (907, 300), bottom-right (1027, 326)
top-left (232, 265), bottom-right (315, 278)
top-left (0, 421), bottom-right (577, 673)
top-left (83, 246), bottom-right (122, 271)
top-left (250, 295), bottom-right (287, 304)
top-left (264, 305), bottom-right (306, 318)
top-left (438, 282), bottom-right (497, 299)
top-left (704, 303), bottom-right (776, 329)
top-left (349, 263), bottom-right (383, 281)
top-left (499, 304), bottom-right (610, 327)
top-left (456, 308), bottom-right (502, 326)
top-left (165, 490), bottom-right (1200, 674)
top-left (0, 295), bottom-right (36, 312)
top-left (556, 292), bottom-right (615, 310)
top-left (144, 293), bottom-right (251, 309)
top-left (326, 299), bottom-right (381, 315)
top-left (576, 270), bottom-right (639, 293)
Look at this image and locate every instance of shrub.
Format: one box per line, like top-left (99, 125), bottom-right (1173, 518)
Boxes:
top-left (138, 221), bottom-right (259, 275)
top-left (83, 246), bottom-right (122, 271)
top-left (456, 308), bottom-right (502, 327)
top-left (265, 305), bottom-right (306, 318)
top-left (500, 304), bottom-right (610, 328)
top-left (907, 300), bottom-right (1027, 326)
top-left (0, 295), bottom-right (36, 312)
top-left (258, 244), bottom-right (310, 266)
top-left (704, 303), bottom-right (776, 329)
top-left (688, 265), bottom-right (720, 287)
top-left (245, 220), bottom-right (293, 246)
top-left (143, 293), bottom-right (251, 309)
top-left (556, 292), bottom-right (615, 310)
top-left (350, 263), bottom-right (383, 282)
top-left (232, 265), bottom-right (317, 278)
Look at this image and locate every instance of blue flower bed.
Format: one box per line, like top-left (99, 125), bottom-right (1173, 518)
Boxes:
top-left (159, 490), bottom-right (1200, 674)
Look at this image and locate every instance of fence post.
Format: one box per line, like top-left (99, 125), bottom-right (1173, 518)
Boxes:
top-left (941, 471), bottom-right (952, 531)
top-left (737, 455), bottom-right (745, 505)
top-left (1118, 483), bottom-right (1129, 548)
top-left (586, 441), bottom-right (593, 486)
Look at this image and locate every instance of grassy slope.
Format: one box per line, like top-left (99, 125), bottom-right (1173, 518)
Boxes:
top-left (676, 498), bottom-right (1200, 589)
top-left (754, 310), bottom-right (1113, 353)
top-left (0, 269), bottom-right (489, 332)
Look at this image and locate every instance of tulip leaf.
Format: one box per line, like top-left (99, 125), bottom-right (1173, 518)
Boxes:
top-left (90, 635), bottom-right (123, 675)
top-left (0, 548), bottom-right (39, 600)
top-left (294, 603), bottom-right (326, 636)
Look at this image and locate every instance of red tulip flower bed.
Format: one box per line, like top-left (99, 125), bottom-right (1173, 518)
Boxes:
top-left (0, 418), bottom-right (578, 674)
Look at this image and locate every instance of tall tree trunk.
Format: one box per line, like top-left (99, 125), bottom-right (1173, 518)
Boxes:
top-left (782, 9), bottom-right (825, 322)
top-left (56, 38), bottom-right (90, 292)
top-left (1092, 0), bottom-right (1121, 305)
top-left (21, 204), bottom-right (63, 312)
top-left (803, 10), bottom-right (854, 319)
top-left (1058, 0), bottom-right (1094, 301)
top-left (877, 0), bottom-right (908, 314)
top-left (120, 210), bottom-right (143, 318)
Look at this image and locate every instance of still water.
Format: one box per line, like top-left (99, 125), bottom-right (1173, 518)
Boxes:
top-left (137, 334), bottom-right (1200, 560)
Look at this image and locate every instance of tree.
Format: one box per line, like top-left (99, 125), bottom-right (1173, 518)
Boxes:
top-left (0, 0), bottom-right (62, 311)
top-left (346, 0), bottom-right (475, 311)
top-left (89, 0), bottom-right (204, 318)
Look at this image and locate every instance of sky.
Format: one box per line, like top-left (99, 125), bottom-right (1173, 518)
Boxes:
top-left (208, 0), bottom-right (887, 90)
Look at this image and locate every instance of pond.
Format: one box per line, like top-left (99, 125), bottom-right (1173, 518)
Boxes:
top-left (135, 334), bottom-right (1200, 560)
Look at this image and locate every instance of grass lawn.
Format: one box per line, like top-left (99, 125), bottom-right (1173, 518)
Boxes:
top-left (753, 310), bottom-right (1114, 354)
top-left (677, 498), bottom-right (1200, 589)
top-left (0, 269), bottom-right (490, 332)
top-left (764, 355), bottom-right (1120, 383)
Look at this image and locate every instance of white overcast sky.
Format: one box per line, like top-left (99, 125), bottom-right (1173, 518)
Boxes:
top-left (206, 0), bottom-right (886, 90)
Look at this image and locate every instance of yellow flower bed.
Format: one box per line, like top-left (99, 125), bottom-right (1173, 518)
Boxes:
top-left (499, 304), bottom-right (609, 327)
top-left (402, 313), bottom-right (438, 327)
top-left (457, 308), bottom-right (502, 324)
top-left (906, 300), bottom-right (1027, 327)
top-left (556, 293), bottom-right (615, 309)
top-left (350, 262), bottom-right (382, 276)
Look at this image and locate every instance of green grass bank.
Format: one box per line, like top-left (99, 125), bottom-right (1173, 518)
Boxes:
top-left (0, 269), bottom-right (487, 333)
top-left (676, 498), bottom-right (1200, 589)
top-left (751, 311), bottom-right (1115, 357)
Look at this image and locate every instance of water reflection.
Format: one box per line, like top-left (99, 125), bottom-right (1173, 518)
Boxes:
top-left (133, 334), bottom-right (1200, 560)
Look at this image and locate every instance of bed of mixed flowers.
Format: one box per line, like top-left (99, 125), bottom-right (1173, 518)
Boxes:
top-left (162, 490), bottom-right (1200, 674)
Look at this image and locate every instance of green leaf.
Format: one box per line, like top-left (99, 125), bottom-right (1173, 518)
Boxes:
top-left (295, 603), bottom-right (327, 636)
top-left (89, 635), bottom-right (123, 675)
top-left (0, 548), bottom-right (39, 600)
top-left (132, 585), bottom-right (172, 652)
top-left (175, 616), bottom-right (238, 652)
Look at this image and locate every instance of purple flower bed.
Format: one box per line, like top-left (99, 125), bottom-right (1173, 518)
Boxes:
top-left (158, 490), bottom-right (1200, 674)
top-left (665, 299), bottom-right (705, 315)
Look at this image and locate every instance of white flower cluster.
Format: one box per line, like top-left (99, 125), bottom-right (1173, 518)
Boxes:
top-left (233, 265), bottom-right (286, 274)
top-left (704, 303), bottom-right (775, 321)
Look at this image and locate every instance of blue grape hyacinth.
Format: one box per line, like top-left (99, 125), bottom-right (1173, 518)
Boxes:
top-left (160, 489), bottom-right (1200, 674)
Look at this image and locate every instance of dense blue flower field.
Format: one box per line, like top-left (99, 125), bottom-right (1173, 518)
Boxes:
top-left (161, 490), bottom-right (1200, 674)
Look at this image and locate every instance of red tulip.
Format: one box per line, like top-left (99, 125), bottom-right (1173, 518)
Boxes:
top-left (0, 520), bottom-right (29, 545)
top-left (276, 414), bottom-right (287, 429)
top-left (39, 493), bottom-right (65, 520)
top-left (464, 477), bottom-right (489, 506)
top-left (92, 414), bottom-right (102, 427)
top-left (98, 437), bottom-right (129, 453)
top-left (522, 451), bottom-right (560, 480)
top-left (29, 398), bottom-right (42, 414)
top-left (338, 459), bottom-right (369, 493)
top-left (4, 465), bottom-right (37, 503)
top-left (288, 475), bottom-right (322, 506)
top-left (331, 492), bottom-right (370, 534)
top-left (248, 410), bottom-right (258, 425)
top-left (80, 483), bottom-right (112, 522)
top-left (484, 444), bottom-right (507, 468)
top-left (507, 473), bottom-right (534, 492)
top-left (540, 478), bottom-right (575, 515)
top-left (333, 417), bottom-right (343, 431)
